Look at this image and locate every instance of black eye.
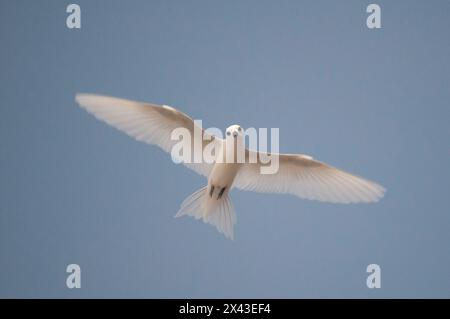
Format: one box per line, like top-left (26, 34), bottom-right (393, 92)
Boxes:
top-left (226, 131), bottom-right (231, 136)
top-left (238, 127), bottom-right (242, 132)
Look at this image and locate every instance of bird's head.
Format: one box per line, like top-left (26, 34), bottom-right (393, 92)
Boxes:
top-left (225, 124), bottom-right (244, 140)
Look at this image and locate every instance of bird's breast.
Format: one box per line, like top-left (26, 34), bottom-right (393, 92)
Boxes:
top-left (208, 162), bottom-right (241, 189)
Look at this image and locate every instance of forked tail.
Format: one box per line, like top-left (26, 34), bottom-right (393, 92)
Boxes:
top-left (175, 186), bottom-right (237, 240)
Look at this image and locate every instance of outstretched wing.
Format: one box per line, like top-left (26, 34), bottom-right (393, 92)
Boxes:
top-left (76, 94), bottom-right (219, 177)
top-left (233, 150), bottom-right (385, 203)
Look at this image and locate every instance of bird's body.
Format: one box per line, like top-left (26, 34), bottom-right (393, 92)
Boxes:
top-left (208, 133), bottom-right (244, 197)
top-left (177, 133), bottom-right (244, 238)
top-left (75, 94), bottom-right (386, 240)
top-left (208, 162), bottom-right (238, 201)
top-left (209, 139), bottom-right (241, 191)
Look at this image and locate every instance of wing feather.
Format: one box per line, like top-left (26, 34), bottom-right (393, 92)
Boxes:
top-left (75, 94), bottom-right (219, 177)
top-left (233, 151), bottom-right (385, 203)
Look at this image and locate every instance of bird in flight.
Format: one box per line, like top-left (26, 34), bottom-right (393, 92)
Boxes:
top-left (76, 94), bottom-right (385, 240)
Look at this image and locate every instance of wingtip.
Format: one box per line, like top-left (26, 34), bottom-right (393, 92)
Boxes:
top-left (375, 184), bottom-right (387, 201)
top-left (367, 186), bottom-right (386, 203)
top-left (74, 93), bottom-right (90, 107)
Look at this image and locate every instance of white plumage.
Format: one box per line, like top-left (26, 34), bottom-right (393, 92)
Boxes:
top-left (76, 94), bottom-right (386, 240)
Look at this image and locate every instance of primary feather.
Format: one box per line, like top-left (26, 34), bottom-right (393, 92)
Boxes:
top-left (76, 93), bottom-right (218, 177)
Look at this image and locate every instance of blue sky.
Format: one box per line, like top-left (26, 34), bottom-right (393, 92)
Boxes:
top-left (0, 0), bottom-right (449, 298)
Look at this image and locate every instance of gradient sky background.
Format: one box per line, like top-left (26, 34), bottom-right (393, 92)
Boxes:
top-left (1, 0), bottom-right (449, 298)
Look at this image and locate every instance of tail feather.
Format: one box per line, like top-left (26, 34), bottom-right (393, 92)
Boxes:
top-left (175, 186), bottom-right (237, 240)
top-left (175, 187), bottom-right (206, 220)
